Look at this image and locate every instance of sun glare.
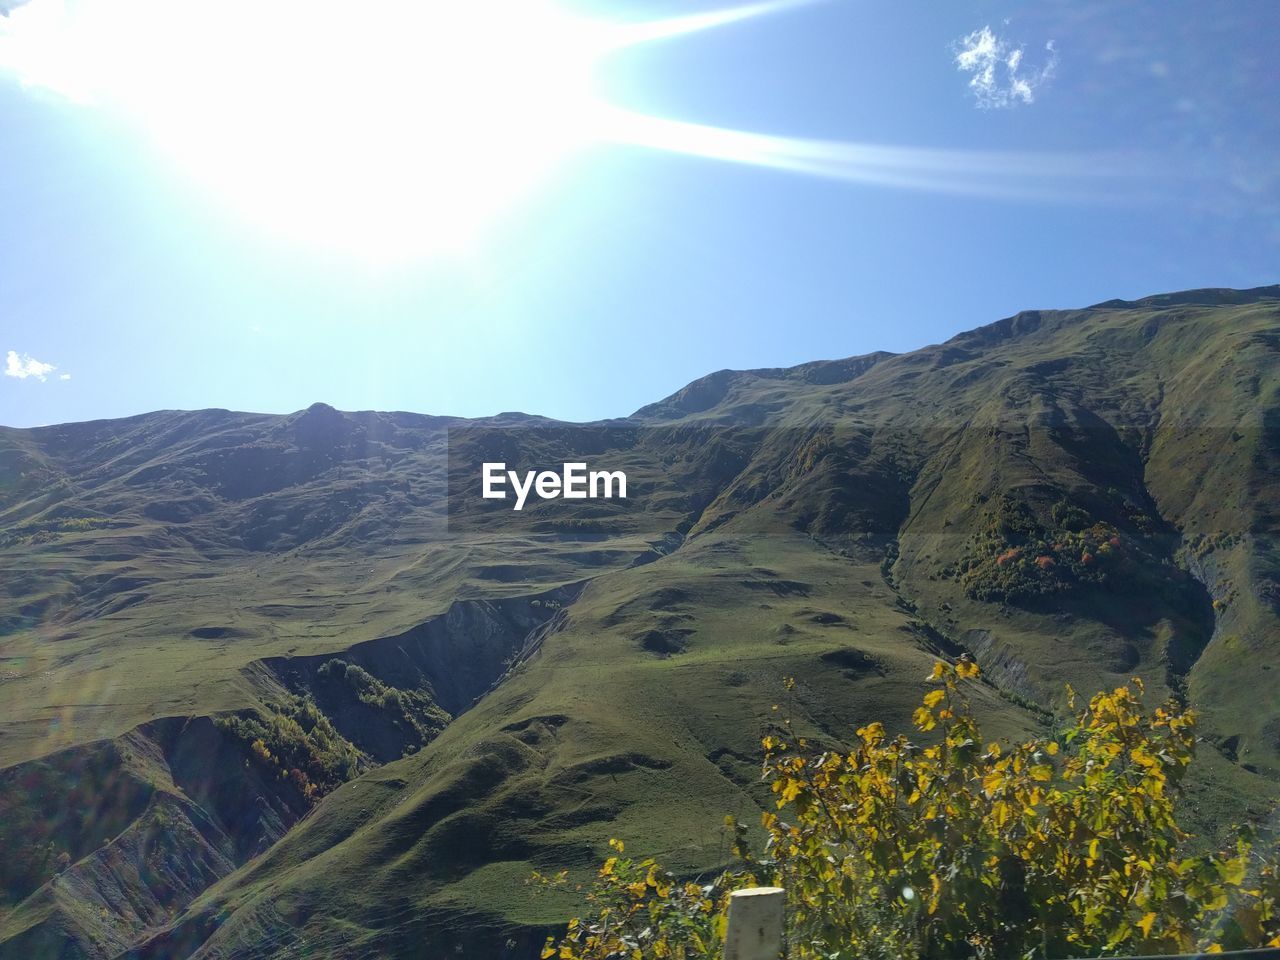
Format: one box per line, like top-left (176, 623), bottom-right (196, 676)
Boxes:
top-left (0, 0), bottom-right (633, 260)
top-left (0, 0), bottom-right (1131, 261)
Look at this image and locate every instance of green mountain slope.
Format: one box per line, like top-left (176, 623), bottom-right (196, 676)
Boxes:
top-left (1, 286), bottom-right (1277, 959)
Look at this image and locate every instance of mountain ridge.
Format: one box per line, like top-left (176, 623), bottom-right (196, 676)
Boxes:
top-left (6, 284), bottom-right (1275, 435)
top-left (1, 284), bottom-right (1278, 959)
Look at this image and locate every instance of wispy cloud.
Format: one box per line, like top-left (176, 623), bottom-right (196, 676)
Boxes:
top-left (5, 350), bottom-right (59, 381)
top-left (954, 26), bottom-right (1057, 109)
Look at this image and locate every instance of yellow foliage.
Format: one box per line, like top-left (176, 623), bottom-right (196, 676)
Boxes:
top-left (539, 660), bottom-right (1280, 960)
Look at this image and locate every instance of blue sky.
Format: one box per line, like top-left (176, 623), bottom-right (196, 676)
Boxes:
top-left (1, 0), bottom-right (1276, 428)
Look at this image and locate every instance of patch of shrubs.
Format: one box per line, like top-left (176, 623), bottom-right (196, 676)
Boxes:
top-left (315, 659), bottom-right (450, 747)
top-left (957, 496), bottom-right (1133, 603)
top-left (215, 695), bottom-right (365, 802)
top-left (0, 516), bottom-right (119, 548)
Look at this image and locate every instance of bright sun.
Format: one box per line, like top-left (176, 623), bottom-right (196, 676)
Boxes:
top-left (1, 0), bottom-right (639, 259)
top-left (0, 0), bottom-right (836, 261)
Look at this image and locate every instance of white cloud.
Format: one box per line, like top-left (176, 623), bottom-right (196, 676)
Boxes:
top-left (954, 26), bottom-right (1057, 109)
top-left (59, 372), bottom-right (72, 380)
top-left (5, 350), bottom-right (59, 381)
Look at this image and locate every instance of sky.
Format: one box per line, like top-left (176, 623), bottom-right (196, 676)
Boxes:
top-left (1, 0), bottom-right (1277, 428)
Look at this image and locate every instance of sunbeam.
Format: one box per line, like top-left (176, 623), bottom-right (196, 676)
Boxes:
top-left (601, 0), bottom-right (825, 48)
top-left (597, 109), bottom-right (1146, 202)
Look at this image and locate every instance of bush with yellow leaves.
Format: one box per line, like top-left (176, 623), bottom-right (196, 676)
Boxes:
top-left (530, 839), bottom-right (758, 959)
top-left (539, 659), bottom-right (1280, 959)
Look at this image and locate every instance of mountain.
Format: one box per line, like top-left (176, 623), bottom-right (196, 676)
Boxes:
top-left (1, 285), bottom-right (1277, 959)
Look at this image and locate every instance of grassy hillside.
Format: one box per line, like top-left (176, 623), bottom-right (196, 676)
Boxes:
top-left (1, 286), bottom-right (1277, 958)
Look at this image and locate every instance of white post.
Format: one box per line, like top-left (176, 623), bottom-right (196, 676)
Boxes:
top-left (723, 886), bottom-right (785, 960)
